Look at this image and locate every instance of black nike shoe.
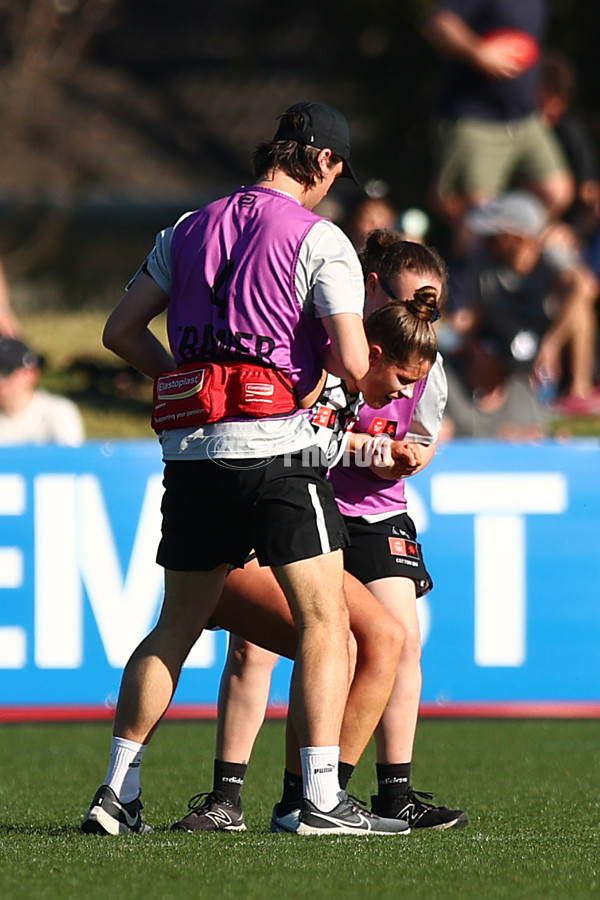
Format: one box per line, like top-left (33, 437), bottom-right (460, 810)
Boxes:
top-left (296, 791), bottom-right (410, 835)
top-left (270, 802), bottom-right (302, 833)
top-left (81, 785), bottom-right (153, 835)
top-left (171, 791), bottom-right (246, 832)
top-left (371, 788), bottom-right (468, 831)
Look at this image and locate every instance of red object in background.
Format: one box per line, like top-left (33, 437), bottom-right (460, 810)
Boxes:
top-left (479, 28), bottom-right (540, 73)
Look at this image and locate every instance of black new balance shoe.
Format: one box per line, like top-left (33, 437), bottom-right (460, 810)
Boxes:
top-left (81, 785), bottom-right (153, 835)
top-left (171, 791), bottom-right (247, 832)
top-left (371, 788), bottom-right (468, 831)
top-left (296, 791), bottom-right (410, 836)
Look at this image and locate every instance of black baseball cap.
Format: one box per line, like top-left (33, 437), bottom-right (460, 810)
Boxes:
top-left (0, 339), bottom-right (42, 374)
top-left (273, 101), bottom-right (359, 184)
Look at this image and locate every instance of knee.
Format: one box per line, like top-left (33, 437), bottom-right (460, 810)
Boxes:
top-left (355, 614), bottom-right (404, 667)
top-left (299, 591), bottom-right (350, 634)
top-left (538, 173), bottom-right (575, 217)
top-left (400, 627), bottom-right (423, 667)
top-left (230, 638), bottom-right (277, 677)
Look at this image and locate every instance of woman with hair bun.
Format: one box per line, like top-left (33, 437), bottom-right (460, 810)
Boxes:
top-left (325, 233), bottom-right (468, 831)
top-left (170, 234), bottom-right (468, 836)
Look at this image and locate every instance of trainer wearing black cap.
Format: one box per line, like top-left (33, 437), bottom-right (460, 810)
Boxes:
top-left (273, 101), bottom-right (359, 184)
top-left (82, 102), bottom-right (408, 837)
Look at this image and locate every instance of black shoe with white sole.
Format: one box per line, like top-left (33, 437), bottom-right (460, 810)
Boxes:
top-left (81, 785), bottom-right (153, 835)
top-left (371, 788), bottom-right (468, 831)
top-left (171, 791), bottom-right (246, 832)
top-left (296, 791), bottom-right (410, 835)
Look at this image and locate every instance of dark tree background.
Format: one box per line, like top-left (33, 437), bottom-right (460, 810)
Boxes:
top-left (0, 0), bottom-right (597, 298)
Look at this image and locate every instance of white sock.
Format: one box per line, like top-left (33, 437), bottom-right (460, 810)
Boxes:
top-left (105, 737), bottom-right (146, 803)
top-left (300, 746), bottom-right (341, 812)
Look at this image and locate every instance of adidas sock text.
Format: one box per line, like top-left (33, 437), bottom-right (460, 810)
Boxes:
top-left (300, 746), bottom-right (341, 812)
top-left (376, 762), bottom-right (412, 808)
top-left (213, 759), bottom-right (248, 804)
top-left (105, 736), bottom-right (146, 803)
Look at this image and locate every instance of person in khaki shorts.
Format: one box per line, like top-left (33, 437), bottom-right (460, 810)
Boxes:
top-left (422, 0), bottom-right (573, 238)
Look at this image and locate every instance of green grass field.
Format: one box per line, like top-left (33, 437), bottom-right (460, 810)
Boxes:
top-left (0, 719), bottom-right (598, 899)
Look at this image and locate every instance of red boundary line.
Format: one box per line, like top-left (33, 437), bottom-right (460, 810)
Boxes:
top-left (0, 701), bottom-right (599, 723)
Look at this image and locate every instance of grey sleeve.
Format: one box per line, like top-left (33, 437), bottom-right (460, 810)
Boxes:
top-left (405, 354), bottom-right (448, 444)
top-left (297, 221), bottom-right (365, 318)
top-left (126, 213), bottom-right (195, 294)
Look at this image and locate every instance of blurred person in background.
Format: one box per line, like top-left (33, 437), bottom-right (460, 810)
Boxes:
top-left (0, 261), bottom-right (20, 338)
top-left (538, 52), bottom-right (600, 238)
top-left (343, 196), bottom-right (399, 250)
top-left (422, 0), bottom-right (573, 253)
top-left (444, 191), bottom-right (599, 416)
top-left (0, 338), bottom-right (84, 445)
top-left (342, 196), bottom-right (431, 250)
top-left (441, 337), bottom-right (548, 440)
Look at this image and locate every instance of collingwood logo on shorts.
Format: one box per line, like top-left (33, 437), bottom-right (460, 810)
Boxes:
top-left (388, 537), bottom-right (420, 560)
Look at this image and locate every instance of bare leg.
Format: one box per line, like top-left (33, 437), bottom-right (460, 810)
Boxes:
top-left (367, 577), bottom-right (422, 764)
top-left (566, 284), bottom-right (598, 398)
top-left (214, 560), bottom-right (298, 658)
top-left (528, 171), bottom-right (574, 219)
top-left (339, 586), bottom-right (405, 765)
top-left (272, 550), bottom-right (351, 749)
top-left (216, 634), bottom-right (279, 763)
top-left (212, 563), bottom-right (403, 771)
top-left (114, 566), bottom-right (228, 743)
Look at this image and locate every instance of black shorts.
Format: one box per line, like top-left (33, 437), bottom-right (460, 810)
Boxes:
top-left (157, 452), bottom-right (348, 571)
top-left (342, 512), bottom-right (433, 597)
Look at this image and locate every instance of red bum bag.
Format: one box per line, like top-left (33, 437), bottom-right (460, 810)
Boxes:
top-left (151, 360), bottom-right (298, 432)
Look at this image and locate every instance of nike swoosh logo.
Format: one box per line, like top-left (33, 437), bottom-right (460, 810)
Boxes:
top-left (115, 802), bottom-right (140, 827)
top-left (313, 811), bottom-right (372, 830)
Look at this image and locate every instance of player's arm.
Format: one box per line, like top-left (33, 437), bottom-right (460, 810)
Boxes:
top-left (344, 433), bottom-right (432, 480)
top-left (366, 354), bottom-right (446, 479)
top-left (371, 440), bottom-right (437, 481)
top-left (299, 369), bottom-right (328, 409)
top-left (303, 220), bottom-right (369, 383)
top-left (320, 312), bottom-right (369, 383)
top-left (103, 272), bottom-right (174, 378)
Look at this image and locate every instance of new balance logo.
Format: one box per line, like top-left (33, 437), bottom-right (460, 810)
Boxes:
top-left (205, 809), bottom-right (233, 828)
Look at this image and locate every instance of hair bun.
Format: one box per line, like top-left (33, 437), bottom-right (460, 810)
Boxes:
top-left (405, 285), bottom-right (440, 322)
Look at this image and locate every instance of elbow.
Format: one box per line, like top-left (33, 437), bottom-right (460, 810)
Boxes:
top-left (102, 317), bottom-right (128, 357)
top-left (345, 356), bottom-right (369, 383)
top-left (102, 320), bottom-right (118, 354)
top-left (323, 348), bottom-right (368, 382)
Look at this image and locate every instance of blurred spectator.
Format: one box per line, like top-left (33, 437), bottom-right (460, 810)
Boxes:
top-left (0, 339), bottom-right (85, 445)
top-left (0, 261), bottom-right (20, 339)
top-left (422, 0), bottom-right (573, 249)
top-left (446, 191), bottom-right (599, 415)
top-left (442, 338), bottom-right (548, 439)
top-left (538, 52), bottom-right (600, 236)
top-left (342, 196), bottom-right (398, 249)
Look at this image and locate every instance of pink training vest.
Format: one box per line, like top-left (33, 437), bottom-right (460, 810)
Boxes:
top-left (167, 185), bottom-right (329, 399)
